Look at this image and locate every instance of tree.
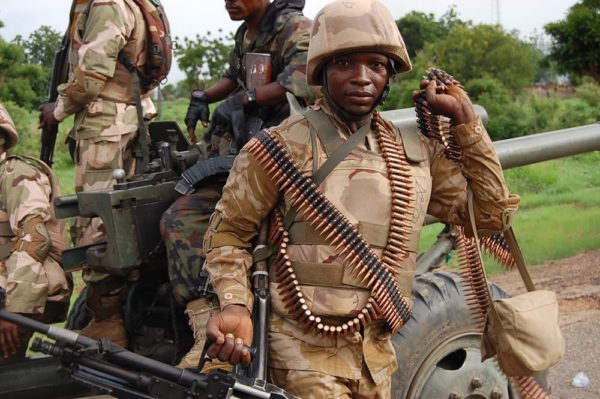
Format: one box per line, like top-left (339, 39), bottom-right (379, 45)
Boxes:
top-left (0, 29), bottom-right (45, 108)
top-left (545, 0), bottom-right (600, 83)
top-left (414, 25), bottom-right (538, 94)
top-left (396, 7), bottom-right (471, 59)
top-left (174, 30), bottom-right (233, 93)
top-left (12, 25), bottom-right (62, 70)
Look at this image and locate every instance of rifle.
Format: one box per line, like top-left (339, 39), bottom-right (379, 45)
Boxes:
top-left (40, 1), bottom-right (78, 167)
top-left (0, 310), bottom-right (296, 399)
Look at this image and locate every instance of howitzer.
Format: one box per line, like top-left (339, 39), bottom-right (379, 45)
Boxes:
top-left (1, 107), bottom-right (598, 399)
top-left (0, 310), bottom-right (296, 399)
top-left (39, 1), bottom-right (78, 166)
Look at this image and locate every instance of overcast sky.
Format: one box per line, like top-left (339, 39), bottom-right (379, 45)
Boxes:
top-left (0, 0), bottom-right (578, 82)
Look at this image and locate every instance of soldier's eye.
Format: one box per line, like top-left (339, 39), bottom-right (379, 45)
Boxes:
top-left (332, 59), bottom-right (350, 67)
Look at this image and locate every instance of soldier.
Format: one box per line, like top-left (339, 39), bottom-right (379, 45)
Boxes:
top-left (160, 0), bottom-right (315, 368)
top-left (0, 104), bottom-right (72, 362)
top-left (38, 0), bottom-right (168, 347)
top-left (201, 0), bottom-right (520, 397)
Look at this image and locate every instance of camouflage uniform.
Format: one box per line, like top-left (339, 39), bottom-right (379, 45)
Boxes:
top-left (163, 6), bottom-right (313, 306)
top-left (0, 104), bottom-right (72, 362)
top-left (161, 3), bottom-right (314, 369)
top-left (203, 96), bottom-right (519, 397)
top-left (52, 0), bottom-right (160, 345)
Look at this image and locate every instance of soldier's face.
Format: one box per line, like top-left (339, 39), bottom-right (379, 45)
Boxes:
top-left (325, 52), bottom-right (390, 116)
top-left (224, 0), bottom-right (265, 21)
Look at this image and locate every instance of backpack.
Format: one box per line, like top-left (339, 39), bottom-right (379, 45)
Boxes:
top-left (120, 0), bottom-right (172, 93)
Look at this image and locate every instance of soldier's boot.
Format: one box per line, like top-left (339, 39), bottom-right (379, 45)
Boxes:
top-left (177, 297), bottom-right (232, 372)
top-left (80, 293), bottom-right (128, 348)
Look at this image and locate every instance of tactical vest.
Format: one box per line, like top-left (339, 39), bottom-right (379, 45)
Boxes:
top-left (268, 111), bottom-right (432, 323)
top-left (71, 0), bottom-right (150, 104)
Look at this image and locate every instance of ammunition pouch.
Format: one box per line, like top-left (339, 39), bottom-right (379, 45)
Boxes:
top-left (15, 216), bottom-right (52, 264)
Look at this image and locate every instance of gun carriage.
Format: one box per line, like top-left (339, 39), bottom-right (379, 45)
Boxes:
top-left (1, 108), bottom-right (599, 399)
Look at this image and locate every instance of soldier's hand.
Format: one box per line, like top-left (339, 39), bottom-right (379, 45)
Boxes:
top-left (38, 102), bottom-right (59, 131)
top-left (205, 304), bottom-right (253, 367)
top-left (0, 319), bottom-right (20, 359)
top-left (185, 90), bottom-right (210, 143)
top-left (419, 80), bottom-right (476, 126)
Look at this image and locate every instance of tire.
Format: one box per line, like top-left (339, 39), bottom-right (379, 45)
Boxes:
top-left (391, 271), bottom-right (548, 399)
top-left (65, 287), bottom-right (91, 330)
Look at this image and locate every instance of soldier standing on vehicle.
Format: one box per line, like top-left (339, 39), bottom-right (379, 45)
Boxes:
top-left (201, 0), bottom-right (520, 397)
top-left (0, 104), bottom-right (72, 362)
top-left (38, 0), bottom-right (170, 348)
top-left (160, 0), bottom-right (315, 369)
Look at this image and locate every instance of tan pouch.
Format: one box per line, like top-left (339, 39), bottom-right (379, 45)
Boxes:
top-left (481, 290), bottom-right (565, 376)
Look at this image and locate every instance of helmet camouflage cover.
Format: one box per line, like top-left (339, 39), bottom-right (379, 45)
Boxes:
top-left (307, 0), bottom-right (412, 85)
top-left (0, 103), bottom-right (19, 150)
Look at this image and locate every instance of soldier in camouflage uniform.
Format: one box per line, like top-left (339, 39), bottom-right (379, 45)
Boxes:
top-left (39, 0), bottom-right (163, 347)
top-left (201, 0), bottom-right (520, 397)
top-left (0, 104), bottom-right (72, 362)
top-left (160, 0), bottom-right (315, 368)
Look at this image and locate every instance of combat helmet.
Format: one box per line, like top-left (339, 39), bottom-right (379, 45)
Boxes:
top-left (0, 103), bottom-right (19, 150)
top-left (307, 0), bottom-right (412, 85)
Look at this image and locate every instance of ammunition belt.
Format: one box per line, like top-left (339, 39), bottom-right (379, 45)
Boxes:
top-left (246, 114), bottom-right (415, 335)
top-left (414, 68), bottom-right (464, 163)
top-left (417, 69), bottom-right (547, 398)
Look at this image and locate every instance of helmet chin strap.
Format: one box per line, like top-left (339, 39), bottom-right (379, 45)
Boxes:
top-left (322, 68), bottom-right (392, 121)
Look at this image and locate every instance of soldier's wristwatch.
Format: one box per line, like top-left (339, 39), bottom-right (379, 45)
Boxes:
top-left (246, 88), bottom-right (257, 105)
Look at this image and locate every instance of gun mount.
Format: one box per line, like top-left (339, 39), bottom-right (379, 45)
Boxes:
top-left (1, 108), bottom-right (599, 399)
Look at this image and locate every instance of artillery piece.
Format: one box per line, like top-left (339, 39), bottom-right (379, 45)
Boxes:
top-left (0, 108), bottom-right (599, 399)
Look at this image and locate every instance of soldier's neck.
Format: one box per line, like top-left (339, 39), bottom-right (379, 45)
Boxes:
top-left (245, 4), bottom-right (270, 41)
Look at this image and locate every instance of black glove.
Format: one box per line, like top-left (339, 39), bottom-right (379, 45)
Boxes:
top-left (184, 90), bottom-right (210, 131)
top-left (206, 91), bottom-right (246, 145)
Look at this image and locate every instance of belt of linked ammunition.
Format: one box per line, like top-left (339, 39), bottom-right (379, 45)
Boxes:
top-left (247, 127), bottom-right (413, 334)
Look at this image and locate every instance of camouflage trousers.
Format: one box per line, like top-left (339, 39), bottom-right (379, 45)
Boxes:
top-left (269, 362), bottom-right (391, 399)
top-left (160, 179), bottom-right (226, 305)
top-left (74, 132), bottom-right (136, 285)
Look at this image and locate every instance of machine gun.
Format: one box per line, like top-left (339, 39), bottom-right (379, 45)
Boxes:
top-left (0, 310), bottom-right (295, 399)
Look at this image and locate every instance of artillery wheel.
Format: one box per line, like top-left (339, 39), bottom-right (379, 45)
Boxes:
top-left (392, 271), bottom-right (548, 399)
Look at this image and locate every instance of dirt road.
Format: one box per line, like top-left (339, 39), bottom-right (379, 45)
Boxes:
top-left (491, 249), bottom-right (600, 399)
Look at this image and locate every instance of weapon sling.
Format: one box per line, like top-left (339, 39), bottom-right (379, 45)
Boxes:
top-left (247, 110), bottom-right (413, 334)
top-left (118, 53), bottom-right (150, 174)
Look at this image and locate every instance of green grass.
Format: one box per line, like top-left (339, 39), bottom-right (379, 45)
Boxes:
top-left (419, 152), bottom-right (600, 276)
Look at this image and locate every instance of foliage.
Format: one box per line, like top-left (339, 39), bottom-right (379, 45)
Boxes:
top-left (396, 7), bottom-right (471, 59)
top-left (545, 0), bottom-right (600, 83)
top-left (174, 30), bottom-right (233, 94)
top-left (12, 25), bottom-right (62, 69)
top-left (573, 77), bottom-right (600, 117)
top-left (416, 25), bottom-right (538, 94)
top-left (0, 23), bottom-right (61, 109)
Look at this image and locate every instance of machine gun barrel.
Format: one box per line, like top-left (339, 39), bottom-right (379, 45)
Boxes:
top-left (0, 309), bottom-right (297, 399)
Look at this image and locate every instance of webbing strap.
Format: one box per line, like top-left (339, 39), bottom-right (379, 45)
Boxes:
top-left (118, 52), bottom-right (149, 174)
top-left (0, 242), bottom-right (15, 259)
top-left (0, 222), bottom-right (14, 237)
top-left (282, 110), bottom-right (371, 230)
top-left (302, 109), bottom-right (342, 156)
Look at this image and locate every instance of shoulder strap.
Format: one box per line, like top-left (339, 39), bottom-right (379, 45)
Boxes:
top-left (282, 110), bottom-right (371, 230)
top-left (467, 189), bottom-right (536, 293)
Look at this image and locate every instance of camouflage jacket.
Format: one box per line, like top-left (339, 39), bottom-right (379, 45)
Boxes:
top-left (224, 4), bottom-right (315, 127)
top-left (54, 0), bottom-right (156, 140)
top-left (204, 99), bottom-right (519, 381)
top-left (0, 153), bottom-right (71, 314)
